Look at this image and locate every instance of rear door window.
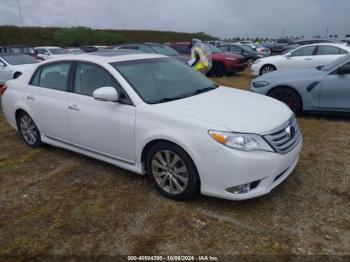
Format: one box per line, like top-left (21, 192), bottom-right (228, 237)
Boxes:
top-left (32, 62), bottom-right (71, 91)
top-left (317, 45), bottom-right (348, 55)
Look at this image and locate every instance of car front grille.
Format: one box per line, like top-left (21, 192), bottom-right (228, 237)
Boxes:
top-left (263, 116), bottom-right (301, 154)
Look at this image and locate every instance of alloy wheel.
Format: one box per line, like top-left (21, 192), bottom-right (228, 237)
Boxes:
top-left (261, 65), bottom-right (276, 75)
top-left (19, 114), bottom-right (38, 146)
top-left (151, 150), bottom-right (189, 195)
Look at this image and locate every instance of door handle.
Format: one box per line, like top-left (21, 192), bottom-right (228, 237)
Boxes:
top-left (68, 104), bottom-right (80, 111)
top-left (26, 95), bottom-right (35, 101)
top-left (304, 58), bottom-right (312, 61)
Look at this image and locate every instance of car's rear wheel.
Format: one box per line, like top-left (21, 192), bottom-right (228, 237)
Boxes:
top-left (208, 63), bottom-right (225, 78)
top-left (268, 87), bottom-right (302, 114)
top-left (17, 112), bottom-right (41, 147)
top-left (260, 64), bottom-right (276, 75)
top-left (146, 142), bottom-right (200, 200)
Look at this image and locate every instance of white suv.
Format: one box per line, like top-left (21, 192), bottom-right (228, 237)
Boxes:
top-left (1, 51), bottom-right (302, 201)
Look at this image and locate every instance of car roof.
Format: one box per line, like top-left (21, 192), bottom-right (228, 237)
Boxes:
top-left (35, 46), bottom-right (61, 49)
top-left (36, 51), bottom-right (165, 64)
top-left (303, 43), bottom-right (349, 48)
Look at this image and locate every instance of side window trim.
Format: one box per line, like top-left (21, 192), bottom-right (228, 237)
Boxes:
top-left (72, 61), bottom-right (133, 105)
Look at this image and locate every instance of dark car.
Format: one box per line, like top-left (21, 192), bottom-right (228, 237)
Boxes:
top-left (282, 39), bottom-right (340, 53)
top-left (167, 42), bottom-right (246, 77)
top-left (0, 45), bottom-right (43, 60)
top-left (262, 39), bottom-right (294, 54)
top-left (113, 42), bottom-right (188, 63)
top-left (218, 43), bottom-right (264, 65)
top-left (80, 46), bottom-right (99, 53)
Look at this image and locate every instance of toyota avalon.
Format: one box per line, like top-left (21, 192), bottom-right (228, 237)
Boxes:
top-left (1, 51), bottom-right (302, 201)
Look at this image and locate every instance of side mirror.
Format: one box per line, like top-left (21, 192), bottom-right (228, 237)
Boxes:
top-left (0, 63), bottom-right (6, 68)
top-left (337, 65), bottom-right (350, 75)
top-left (285, 53), bottom-right (292, 59)
top-left (93, 86), bottom-right (119, 102)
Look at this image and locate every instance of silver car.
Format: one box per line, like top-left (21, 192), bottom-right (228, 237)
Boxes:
top-left (251, 54), bottom-right (350, 114)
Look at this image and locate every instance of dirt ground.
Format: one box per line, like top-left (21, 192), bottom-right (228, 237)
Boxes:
top-left (0, 69), bottom-right (349, 259)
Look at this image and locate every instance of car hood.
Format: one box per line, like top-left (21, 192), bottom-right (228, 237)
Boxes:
top-left (153, 86), bottom-right (292, 134)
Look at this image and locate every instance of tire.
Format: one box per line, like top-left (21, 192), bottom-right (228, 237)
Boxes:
top-left (260, 64), bottom-right (276, 75)
top-left (208, 63), bottom-right (225, 78)
top-left (146, 142), bottom-right (200, 201)
top-left (268, 87), bottom-right (302, 114)
top-left (247, 58), bottom-right (255, 66)
top-left (13, 72), bottom-right (22, 79)
top-left (17, 111), bottom-right (41, 147)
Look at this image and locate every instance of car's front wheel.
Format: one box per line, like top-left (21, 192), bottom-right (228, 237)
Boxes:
top-left (260, 64), bottom-right (276, 75)
top-left (208, 63), bottom-right (225, 78)
top-left (146, 142), bottom-right (200, 200)
top-left (17, 111), bottom-right (41, 147)
top-left (268, 87), bottom-right (302, 114)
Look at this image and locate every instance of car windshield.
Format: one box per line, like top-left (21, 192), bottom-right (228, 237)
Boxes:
top-left (111, 57), bottom-right (217, 104)
top-left (149, 44), bottom-right (179, 56)
top-left (240, 45), bottom-right (254, 52)
top-left (207, 44), bottom-right (223, 53)
top-left (320, 54), bottom-right (350, 71)
top-left (69, 49), bottom-right (84, 54)
top-left (49, 48), bottom-right (68, 55)
top-left (1, 54), bottom-right (39, 65)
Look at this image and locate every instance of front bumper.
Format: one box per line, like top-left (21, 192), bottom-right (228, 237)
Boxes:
top-left (250, 64), bottom-right (260, 77)
top-left (197, 138), bottom-right (302, 201)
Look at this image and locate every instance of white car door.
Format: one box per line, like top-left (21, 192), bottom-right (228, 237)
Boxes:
top-left (311, 45), bottom-right (348, 68)
top-left (26, 62), bottom-right (71, 141)
top-left (279, 46), bottom-right (317, 70)
top-left (67, 62), bottom-right (136, 163)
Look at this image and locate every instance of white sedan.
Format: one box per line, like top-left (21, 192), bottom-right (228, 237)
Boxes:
top-left (0, 53), bottom-right (39, 85)
top-left (251, 43), bottom-right (350, 76)
top-left (34, 46), bottom-right (69, 60)
top-left (1, 52), bottom-right (302, 201)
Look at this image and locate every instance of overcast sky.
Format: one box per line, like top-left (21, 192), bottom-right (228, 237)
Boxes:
top-left (0, 0), bottom-right (349, 39)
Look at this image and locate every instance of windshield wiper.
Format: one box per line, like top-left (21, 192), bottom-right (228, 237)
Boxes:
top-left (149, 85), bottom-right (218, 104)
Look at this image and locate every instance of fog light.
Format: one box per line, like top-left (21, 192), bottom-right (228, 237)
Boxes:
top-left (226, 183), bottom-right (251, 194)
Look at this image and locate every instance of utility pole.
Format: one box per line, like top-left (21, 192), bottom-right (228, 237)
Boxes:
top-left (325, 26), bottom-right (329, 38)
top-left (282, 27), bottom-right (285, 38)
top-left (16, 0), bottom-right (24, 27)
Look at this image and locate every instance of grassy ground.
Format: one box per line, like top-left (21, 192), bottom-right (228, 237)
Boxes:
top-left (0, 69), bottom-right (349, 258)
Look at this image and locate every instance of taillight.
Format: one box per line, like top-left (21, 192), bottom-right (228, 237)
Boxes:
top-left (0, 84), bottom-right (7, 94)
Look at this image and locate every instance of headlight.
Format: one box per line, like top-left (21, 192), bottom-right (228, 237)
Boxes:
top-left (253, 81), bottom-right (270, 88)
top-left (225, 57), bottom-right (237, 61)
top-left (208, 131), bottom-right (274, 152)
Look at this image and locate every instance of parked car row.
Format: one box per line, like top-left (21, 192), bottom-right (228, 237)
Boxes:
top-left (167, 42), bottom-right (247, 77)
top-left (251, 43), bottom-right (350, 76)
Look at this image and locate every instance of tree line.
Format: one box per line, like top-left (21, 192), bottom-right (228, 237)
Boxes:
top-left (0, 26), bottom-right (216, 46)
